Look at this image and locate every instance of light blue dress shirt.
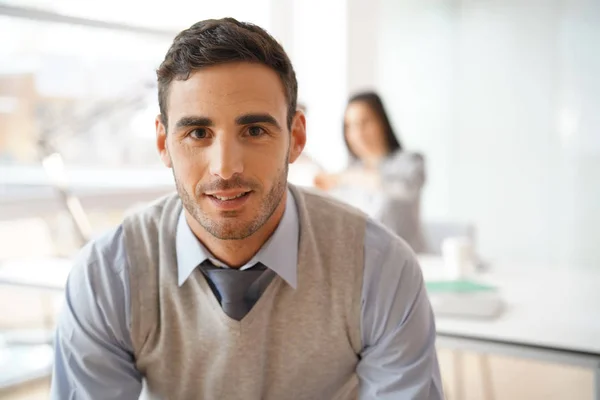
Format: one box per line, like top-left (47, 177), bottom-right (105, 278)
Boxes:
top-left (51, 190), bottom-right (443, 399)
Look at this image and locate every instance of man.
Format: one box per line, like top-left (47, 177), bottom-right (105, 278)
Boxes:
top-left (51, 18), bottom-right (443, 399)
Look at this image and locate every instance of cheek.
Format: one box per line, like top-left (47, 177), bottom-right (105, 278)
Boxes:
top-left (346, 130), bottom-right (359, 145)
top-left (171, 147), bottom-right (207, 185)
top-left (369, 123), bottom-right (386, 143)
top-left (364, 124), bottom-right (378, 139)
top-left (254, 150), bottom-right (285, 172)
top-left (349, 130), bottom-right (368, 149)
top-left (364, 127), bottom-right (384, 148)
top-left (246, 147), bottom-right (287, 182)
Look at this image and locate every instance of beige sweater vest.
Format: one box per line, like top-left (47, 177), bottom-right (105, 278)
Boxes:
top-left (123, 185), bottom-right (366, 400)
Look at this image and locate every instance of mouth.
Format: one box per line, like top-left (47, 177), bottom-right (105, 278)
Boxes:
top-left (204, 190), bottom-right (252, 210)
top-left (208, 192), bottom-right (250, 201)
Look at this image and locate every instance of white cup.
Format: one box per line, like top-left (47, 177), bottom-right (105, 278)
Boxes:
top-left (442, 236), bottom-right (475, 280)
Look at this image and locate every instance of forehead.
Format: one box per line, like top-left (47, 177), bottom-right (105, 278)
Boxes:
top-left (345, 101), bottom-right (375, 121)
top-left (167, 62), bottom-right (287, 122)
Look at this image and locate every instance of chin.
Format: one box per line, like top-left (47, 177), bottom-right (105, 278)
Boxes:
top-left (206, 220), bottom-right (260, 241)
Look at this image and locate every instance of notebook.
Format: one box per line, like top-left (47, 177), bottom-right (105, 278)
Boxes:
top-left (426, 280), bottom-right (497, 294)
top-left (425, 279), bottom-right (504, 319)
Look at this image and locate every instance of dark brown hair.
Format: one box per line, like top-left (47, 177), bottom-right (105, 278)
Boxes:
top-left (157, 18), bottom-right (297, 129)
top-left (343, 91), bottom-right (402, 159)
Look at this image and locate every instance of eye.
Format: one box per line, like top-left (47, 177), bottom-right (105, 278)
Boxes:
top-left (189, 128), bottom-right (208, 139)
top-left (247, 126), bottom-right (266, 137)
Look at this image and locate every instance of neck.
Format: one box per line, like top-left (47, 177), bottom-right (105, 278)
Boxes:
top-left (363, 155), bottom-right (384, 169)
top-left (185, 190), bottom-right (288, 268)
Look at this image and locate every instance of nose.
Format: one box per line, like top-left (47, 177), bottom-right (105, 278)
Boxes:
top-left (208, 134), bottom-right (244, 180)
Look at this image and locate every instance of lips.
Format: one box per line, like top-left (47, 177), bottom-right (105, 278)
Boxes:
top-left (210, 192), bottom-right (249, 201)
top-left (205, 190), bottom-right (251, 200)
top-left (204, 190), bottom-right (252, 210)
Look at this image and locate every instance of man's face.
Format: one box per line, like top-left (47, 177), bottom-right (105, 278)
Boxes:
top-left (156, 62), bottom-right (306, 240)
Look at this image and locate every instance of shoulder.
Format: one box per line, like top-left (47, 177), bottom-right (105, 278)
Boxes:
top-left (70, 225), bottom-right (128, 282)
top-left (381, 151), bottom-right (426, 182)
top-left (123, 192), bottom-right (180, 227)
top-left (362, 219), bottom-right (424, 310)
top-left (364, 218), bottom-right (417, 272)
top-left (62, 225), bottom-right (130, 317)
top-left (120, 193), bottom-right (181, 253)
top-left (73, 194), bottom-right (179, 276)
top-left (293, 185), bottom-right (366, 215)
top-left (291, 185), bottom-right (369, 260)
top-left (72, 193), bottom-right (180, 287)
top-left (386, 150), bottom-right (425, 168)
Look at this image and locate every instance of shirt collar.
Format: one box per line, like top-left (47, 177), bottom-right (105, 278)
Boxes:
top-left (176, 189), bottom-right (299, 288)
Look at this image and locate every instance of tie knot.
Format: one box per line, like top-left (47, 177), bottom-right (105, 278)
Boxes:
top-left (201, 261), bottom-right (267, 303)
top-left (199, 260), bottom-right (274, 320)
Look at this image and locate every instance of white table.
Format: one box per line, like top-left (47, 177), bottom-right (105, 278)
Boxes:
top-left (418, 256), bottom-right (600, 400)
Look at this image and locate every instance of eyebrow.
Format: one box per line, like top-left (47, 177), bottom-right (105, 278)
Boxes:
top-left (174, 116), bottom-right (214, 130)
top-left (236, 113), bottom-right (281, 130)
top-left (173, 113), bottom-right (282, 131)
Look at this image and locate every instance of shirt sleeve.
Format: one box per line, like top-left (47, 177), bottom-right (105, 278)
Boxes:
top-left (358, 220), bottom-right (444, 399)
top-left (50, 226), bottom-right (143, 400)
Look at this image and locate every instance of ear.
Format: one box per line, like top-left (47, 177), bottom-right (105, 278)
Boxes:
top-left (156, 114), bottom-right (172, 168)
top-left (288, 110), bottom-right (307, 164)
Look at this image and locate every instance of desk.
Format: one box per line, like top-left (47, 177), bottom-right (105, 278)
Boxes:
top-left (418, 256), bottom-right (600, 399)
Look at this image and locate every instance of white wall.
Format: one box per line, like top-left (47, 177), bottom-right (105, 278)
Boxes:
top-left (272, 0), bottom-right (384, 173)
top-left (555, 0), bottom-right (600, 268)
top-left (377, 0), bottom-right (600, 267)
top-left (346, 0), bottom-right (380, 94)
top-left (377, 0), bottom-right (456, 220)
top-left (290, 0), bottom-right (349, 171)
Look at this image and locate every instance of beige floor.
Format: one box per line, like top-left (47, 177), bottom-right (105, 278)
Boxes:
top-left (437, 349), bottom-right (593, 400)
top-left (0, 379), bottom-right (50, 400)
top-left (0, 351), bottom-right (593, 400)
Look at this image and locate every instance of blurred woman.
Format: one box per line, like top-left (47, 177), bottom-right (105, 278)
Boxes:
top-left (314, 91), bottom-right (426, 252)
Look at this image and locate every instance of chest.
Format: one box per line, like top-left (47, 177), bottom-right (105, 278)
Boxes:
top-left (135, 273), bottom-right (360, 399)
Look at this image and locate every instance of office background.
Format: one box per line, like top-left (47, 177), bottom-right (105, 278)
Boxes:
top-left (1, 0), bottom-right (599, 399)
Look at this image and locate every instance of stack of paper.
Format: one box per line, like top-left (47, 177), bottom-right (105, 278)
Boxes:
top-left (425, 280), bottom-right (504, 319)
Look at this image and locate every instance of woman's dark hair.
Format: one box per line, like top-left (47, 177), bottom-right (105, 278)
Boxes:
top-left (157, 18), bottom-right (297, 129)
top-left (343, 91), bottom-right (402, 159)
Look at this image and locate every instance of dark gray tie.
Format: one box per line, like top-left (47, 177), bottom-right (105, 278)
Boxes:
top-left (200, 261), bottom-right (275, 321)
